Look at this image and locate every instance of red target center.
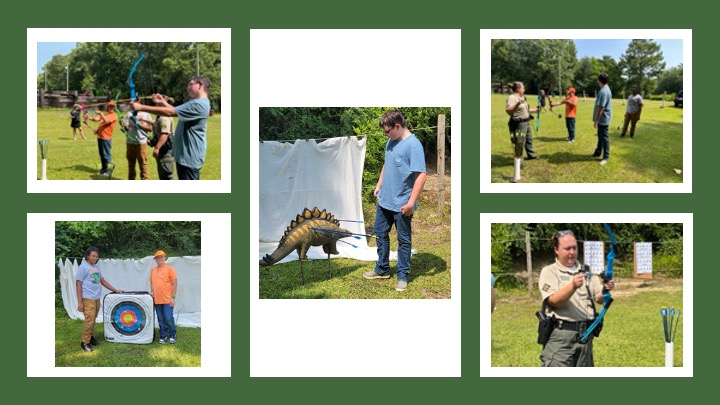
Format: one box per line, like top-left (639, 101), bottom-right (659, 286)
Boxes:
top-left (119, 309), bottom-right (138, 327)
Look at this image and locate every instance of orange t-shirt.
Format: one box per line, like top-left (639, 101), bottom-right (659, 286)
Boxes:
top-left (150, 265), bottom-right (177, 304)
top-left (564, 95), bottom-right (578, 118)
top-left (96, 110), bottom-right (118, 140)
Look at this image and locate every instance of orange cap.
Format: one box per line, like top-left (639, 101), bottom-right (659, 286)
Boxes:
top-left (568, 87), bottom-right (576, 94)
top-left (154, 250), bottom-right (166, 258)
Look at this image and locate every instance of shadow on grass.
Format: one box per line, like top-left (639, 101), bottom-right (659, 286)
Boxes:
top-left (259, 253), bottom-right (449, 299)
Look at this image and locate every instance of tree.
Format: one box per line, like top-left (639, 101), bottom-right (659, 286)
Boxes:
top-left (619, 40), bottom-right (666, 96)
top-left (655, 64), bottom-right (683, 95)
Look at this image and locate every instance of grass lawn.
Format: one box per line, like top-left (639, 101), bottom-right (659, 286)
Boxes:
top-left (491, 278), bottom-right (683, 367)
top-left (259, 173), bottom-right (452, 299)
top-left (55, 309), bottom-right (201, 367)
top-left (35, 109), bottom-right (221, 180)
top-left (489, 94), bottom-right (684, 183)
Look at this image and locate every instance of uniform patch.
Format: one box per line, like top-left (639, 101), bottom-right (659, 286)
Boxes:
top-left (542, 283), bottom-right (551, 292)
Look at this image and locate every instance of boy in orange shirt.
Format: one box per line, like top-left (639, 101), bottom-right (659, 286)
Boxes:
top-left (87, 100), bottom-right (118, 175)
top-left (551, 87), bottom-right (578, 143)
top-left (149, 250), bottom-right (178, 344)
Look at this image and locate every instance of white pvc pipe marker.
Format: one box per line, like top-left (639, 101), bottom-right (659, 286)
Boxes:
top-left (665, 342), bottom-right (674, 367)
top-left (41, 159), bottom-right (47, 180)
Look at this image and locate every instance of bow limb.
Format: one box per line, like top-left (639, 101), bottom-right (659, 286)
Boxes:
top-left (126, 54), bottom-right (145, 133)
top-left (113, 91), bottom-right (136, 142)
top-left (536, 90), bottom-right (541, 132)
top-left (80, 90), bottom-right (99, 135)
top-left (580, 223), bottom-right (616, 343)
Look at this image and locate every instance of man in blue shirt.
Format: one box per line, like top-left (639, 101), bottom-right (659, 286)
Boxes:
top-left (363, 109), bottom-right (426, 292)
top-left (132, 76), bottom-right (211, 180)
top-left (590, 73), bottom-right (613, 165)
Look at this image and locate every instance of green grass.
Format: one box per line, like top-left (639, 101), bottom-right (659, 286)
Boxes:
top-left (490, 94), bottom-right (684, 183)
top-left (259, 188), bottom-right (452, 299)
top-left (36, 109), bottom-right (221, 180)
top-left (491, 278), bottom-right (683, 367)
top-left (55, 308), bottom-right (201, 367)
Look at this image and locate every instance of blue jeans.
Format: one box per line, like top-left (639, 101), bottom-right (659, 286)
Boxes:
top-left (594, 124), bottom-right (610, 159)
top-left (566, 117), bottom-right (576, 141)
top-left (97, 139), bottom-right (112, 171)
top-left (155, 304), bottom-right (176, 338)
top-left (373, 205), bottom-right (413, 282)
top-left (177, 163), bottom-right (200, 180)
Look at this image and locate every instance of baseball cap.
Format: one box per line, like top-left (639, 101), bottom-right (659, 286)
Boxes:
top-left (568, 87), bottom-right (576, 94)
top-left (154, 250), bottom-right (166, 258)
top-left (107, 100), bottom-right (116, 106)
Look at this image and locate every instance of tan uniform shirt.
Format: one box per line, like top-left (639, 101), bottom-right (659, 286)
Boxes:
top-left (506, 93), bottom-right (531, 119)
top-left (539, 260), bottom-right (602, 322)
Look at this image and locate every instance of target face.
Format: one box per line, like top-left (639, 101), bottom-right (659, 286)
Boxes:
top-left (110, 300), bottom-right (147, 335)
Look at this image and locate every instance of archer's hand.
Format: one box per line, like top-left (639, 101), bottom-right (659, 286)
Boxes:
top-left (400, 203), bottom-right (415, 217)
top-left (170, 298), bottom-right (175, 308)
top-left (604, 280), bottom-right (615, 291)
top-left (571, 273), bottom-right (584, 289)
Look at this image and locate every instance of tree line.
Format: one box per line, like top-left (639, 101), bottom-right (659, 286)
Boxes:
top-left (38, 42), bottom-right (222, 112)
top-left (259, 107), bottom-right (451, 199)
top-left (491, 39), bottom-right (682, 98)
top-left (491, 223), bottom-right (683, 280)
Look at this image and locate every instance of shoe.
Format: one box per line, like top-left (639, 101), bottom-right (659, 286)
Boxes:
top-left (169, 336), bottom-right (176, 344)
top-left (159, 337), bottom-right (166, 344)
top-left (589, 153), bottom-right (601, 158)
top-left (363, 271), bottom-right (390, 280)
top-left (81, 342), bottom-right (93, 352)
top-left (620, 133), bottom-right (626, 137)
top-left (90, 336), bottom-right (99, 346)
top-left (510, 178), bottom-right (521, 183)
top-left (395, 280), bottom-right (408, 292)
top-left (630, 135), bottom-right (634, 139)
top-left (600, 159), bottom-right (608, 165)
top-left (526, 155), bottom-right (539, 160)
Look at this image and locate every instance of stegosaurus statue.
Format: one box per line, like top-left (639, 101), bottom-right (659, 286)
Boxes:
top-left (259, 207), bottom-right (350, 266)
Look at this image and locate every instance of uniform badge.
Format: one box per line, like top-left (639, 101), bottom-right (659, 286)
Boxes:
top-left (542, 283), bottom-right (550, 292)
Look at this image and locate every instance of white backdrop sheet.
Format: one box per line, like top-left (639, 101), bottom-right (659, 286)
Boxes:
top-left (59, 256), bottom-right (201, 327)
top-left (259, 136), bottom-right (382, 263)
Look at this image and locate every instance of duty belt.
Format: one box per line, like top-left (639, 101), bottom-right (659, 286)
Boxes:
top-left (556, 320), bottom-right (592, 332)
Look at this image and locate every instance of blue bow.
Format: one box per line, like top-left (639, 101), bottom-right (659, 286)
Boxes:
top-left (580, 223), bottom-right (616, 343)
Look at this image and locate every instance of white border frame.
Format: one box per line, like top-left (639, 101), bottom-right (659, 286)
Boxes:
top-left (480, 29), bottom-right (692, 193)
top-left (27, 28), bottom-right (231, 193)
top-left (480, 213), bottom-right (693, 377)
top-left (27, 213), bottom-right (231, 377)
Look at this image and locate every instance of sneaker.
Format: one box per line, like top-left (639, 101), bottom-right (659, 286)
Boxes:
top-left (363, 271), bottom-right (390, 280)
top-left (395, 280), bottom-right (408, 292)
top-left (158, 337), bottom-right (166, 344)
top-left (81, 342), bottom-right (93, 352)
top-left (90, 336), bottom-right (99, 346)
top-left (169, 336), bottom-right (176, 344)
top-left (599, 159), bottom-right (608, 165)
top-left (589, 153), bottom-right (601, 158)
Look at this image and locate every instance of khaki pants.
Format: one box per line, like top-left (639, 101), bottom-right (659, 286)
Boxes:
top-left (126, 143), bottom-right (149, 180)
top-left (81, 298), bottom-right (100, 344)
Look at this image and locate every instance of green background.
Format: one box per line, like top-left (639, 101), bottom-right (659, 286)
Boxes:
top-left (15, 0), bottom-right (700, 402)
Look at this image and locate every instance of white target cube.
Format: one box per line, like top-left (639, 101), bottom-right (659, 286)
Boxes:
top-left (103, 292), bottom-right (155, 344)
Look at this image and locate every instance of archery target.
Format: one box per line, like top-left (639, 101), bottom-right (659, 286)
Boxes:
top-left (103, 293), bottom-right (154, 344)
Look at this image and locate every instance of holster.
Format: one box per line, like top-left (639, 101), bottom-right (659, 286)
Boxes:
top-left (536, 298), bottom-right (556, 345)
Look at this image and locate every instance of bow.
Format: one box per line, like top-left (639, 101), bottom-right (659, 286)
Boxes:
top-left (113, 90), bottom-right (133, 141)
top-left (535, 87), bottom-right (542, 132)
top-left (580, 223), bottom-right (616, 343)
top-left (126, 54), bottom-right (145, 134)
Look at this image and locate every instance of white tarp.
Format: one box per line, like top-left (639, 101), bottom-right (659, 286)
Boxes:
top-left (259, 136), bottom-right (381, 263)
top-left (59, 256), bottom-right (201, 327)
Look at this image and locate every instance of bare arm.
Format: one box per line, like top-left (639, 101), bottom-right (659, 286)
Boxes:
top-left (373, 165), bottom-right (385, 197)
top-left (547, 273), bottom-right (584, 308)
top-left (100, 277), bottom-right (123, 293)
top-left (400, 171), bottom-right (427, 216)
top-left (170, 279), bottom-right (178, 307)
top-left (76, 280), bottom-right (84, 312)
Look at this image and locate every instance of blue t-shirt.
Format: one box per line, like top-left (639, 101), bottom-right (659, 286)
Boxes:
top-left (378, 134), bottom-right (426, 212)
top-left (174, 98), bottom-right (210, 169)
top-left (593, 86), bottom-right (612, 126)
top-left (76, 259), bottom-right (103, 300)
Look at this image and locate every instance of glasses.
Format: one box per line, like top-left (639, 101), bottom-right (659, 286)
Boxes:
top-left (383, 124), bottom-right (396, 135)
top-left (554, 230), bottom-right (575, 239)
top-left (188, 82), bottom-right (199, 87)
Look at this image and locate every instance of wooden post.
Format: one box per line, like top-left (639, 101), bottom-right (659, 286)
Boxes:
top-left (526, 230), bottom-right (533, 295)
top-left (436, 114), bottom-right (446, 215)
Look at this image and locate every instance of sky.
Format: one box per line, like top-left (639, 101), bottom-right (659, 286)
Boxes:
top-left (37, 42), bottom-right (77, 74)
top-left (574, 39), bottom-right (683, 68)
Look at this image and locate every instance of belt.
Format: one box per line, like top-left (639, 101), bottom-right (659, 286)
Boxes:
top-left (556, 320), bottom-right (592, 332)
top-left (513, 117), bottom-right (532, 123)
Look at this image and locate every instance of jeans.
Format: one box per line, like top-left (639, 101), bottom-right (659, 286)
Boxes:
top-left (373, 205), bottom-right (413, 282)
top-left (97, 139), bottom-right (112, 171)
top-left (177, 163), bottom-right (200, 180)
top-left (155, 304), bottom-right (176, 338)
top-left (566, 117), bottom-right (576, 141)
top-left (594, 124), bottom-right (610, 160)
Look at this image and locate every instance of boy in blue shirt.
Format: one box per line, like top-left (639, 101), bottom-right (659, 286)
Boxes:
top-left (363, 109), bottom-right (427, 292)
